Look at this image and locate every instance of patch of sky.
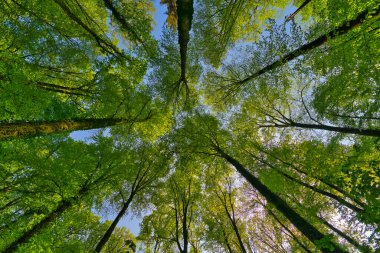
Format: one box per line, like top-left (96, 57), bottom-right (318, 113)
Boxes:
top-left (152, 0), bottom-right (167, 39)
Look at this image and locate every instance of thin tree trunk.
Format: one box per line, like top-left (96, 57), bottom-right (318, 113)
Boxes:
top-left (286, 0), bottom-right (312, 21)
top-left (222, 228), bottom-right (234, 253)
top-left (230, 218), bottom-right (247, 253)
top-left (102, 0), bottom-right (144, 45)
top-left (33, 81), bottom-right (92, 96)
top-left (215, 147), bottom-right (347, 253)
top-left (0, 116), bottom-right (150, 141)
top-left (33, 84), bottom-right (87, 96)
top-left (319, 217), bottom-right (373, 253)
top-left (182, 206), bottom-right (189, 253)
top-left (235, 6), bottom-right (380, 86)
top-left (268, 210), bottom-right (313, 253)
top-left (221, 197), bottom-right (247, 253)
top-left (0, 197), bottom-right (21, 212)
top-left (95, 194), bottom-right (134, 252)
top-left (53, 0), bottom-right (126, 59)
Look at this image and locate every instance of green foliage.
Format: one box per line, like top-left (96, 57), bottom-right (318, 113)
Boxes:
top-left (0, 0), bottom-right (379, 252)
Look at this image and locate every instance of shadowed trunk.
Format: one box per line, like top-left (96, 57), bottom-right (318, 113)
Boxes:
top-left (182, 203), bottom-right (189, 253)
top-left (95, 193), bottom-right (134, 252)
top-left (0, 116), bottom-right (150, 141)
top-left (215, 190), bottom-right (247, 253)
top-left (235, 6), bottom-right (380, 86)
top-left (229, 216), bottom-right (247, 253)
top-left (215, 147), bottom-right (347, 253)
top-left (176, 0), bottom-right (194, 82)
top-left (259, 120), bottom-right (380, 137)
top-left (3, 200), bottom-right (72, 253)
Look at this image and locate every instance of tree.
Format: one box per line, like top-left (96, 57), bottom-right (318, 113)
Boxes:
top-left (139, 160), bottom-right (202, 253)
top-left (95, 141), bottom-right (170, 252)
top-left (0, 136), bottom-right (127, 252)
top-left (1, 0), bottom-right (378, 252)
top-left (169, 113), bottom-right (376, 252)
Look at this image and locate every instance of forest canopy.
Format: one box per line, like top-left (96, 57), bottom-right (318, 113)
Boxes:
top-left (0, 0), bottom-right (379, 252)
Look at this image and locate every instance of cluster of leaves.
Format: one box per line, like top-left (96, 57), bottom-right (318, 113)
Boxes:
top-left (0, 0), bottom-right (379, 252)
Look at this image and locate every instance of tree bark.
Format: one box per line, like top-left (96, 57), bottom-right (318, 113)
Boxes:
top-left (215, 147), bottom-right (347, 253)
top-left (230, 218), bottom-right (247, 253)
top-left (236, 6), bottom-right (380, 86)
top-left (95, 193), bottom-right (134, 252)
top-left (0, 116), bottom-right (150, 141)
top-left (182, 205), bottom-right (189, 253)
top-left (176, 0), bottom-right (194, 81)
top-left (3, 200), bottom-right (72, 253)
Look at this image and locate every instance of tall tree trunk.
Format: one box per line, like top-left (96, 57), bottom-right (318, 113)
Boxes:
top-left (95, 193), bottom-right (134, 252)
top-left (176, 0), bottom-right (194, 82)
top-left (2, 182), bottom-right (93, 253)
top-left (235, 6), bottom-right (380, 86)
top-left (3, 200), bottom-right (72, 253)
top-left (0, 116), bottom-right (149, 141)
top-left (215, 147), bottom-right (347, 253)
top-left (319, 217), bottom-right (373, 253)
top-left (286, 0), bottom-right (312, 21)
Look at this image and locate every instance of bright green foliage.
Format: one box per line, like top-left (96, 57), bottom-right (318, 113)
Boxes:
top-left (0, 0), bottom-right (379, 252)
